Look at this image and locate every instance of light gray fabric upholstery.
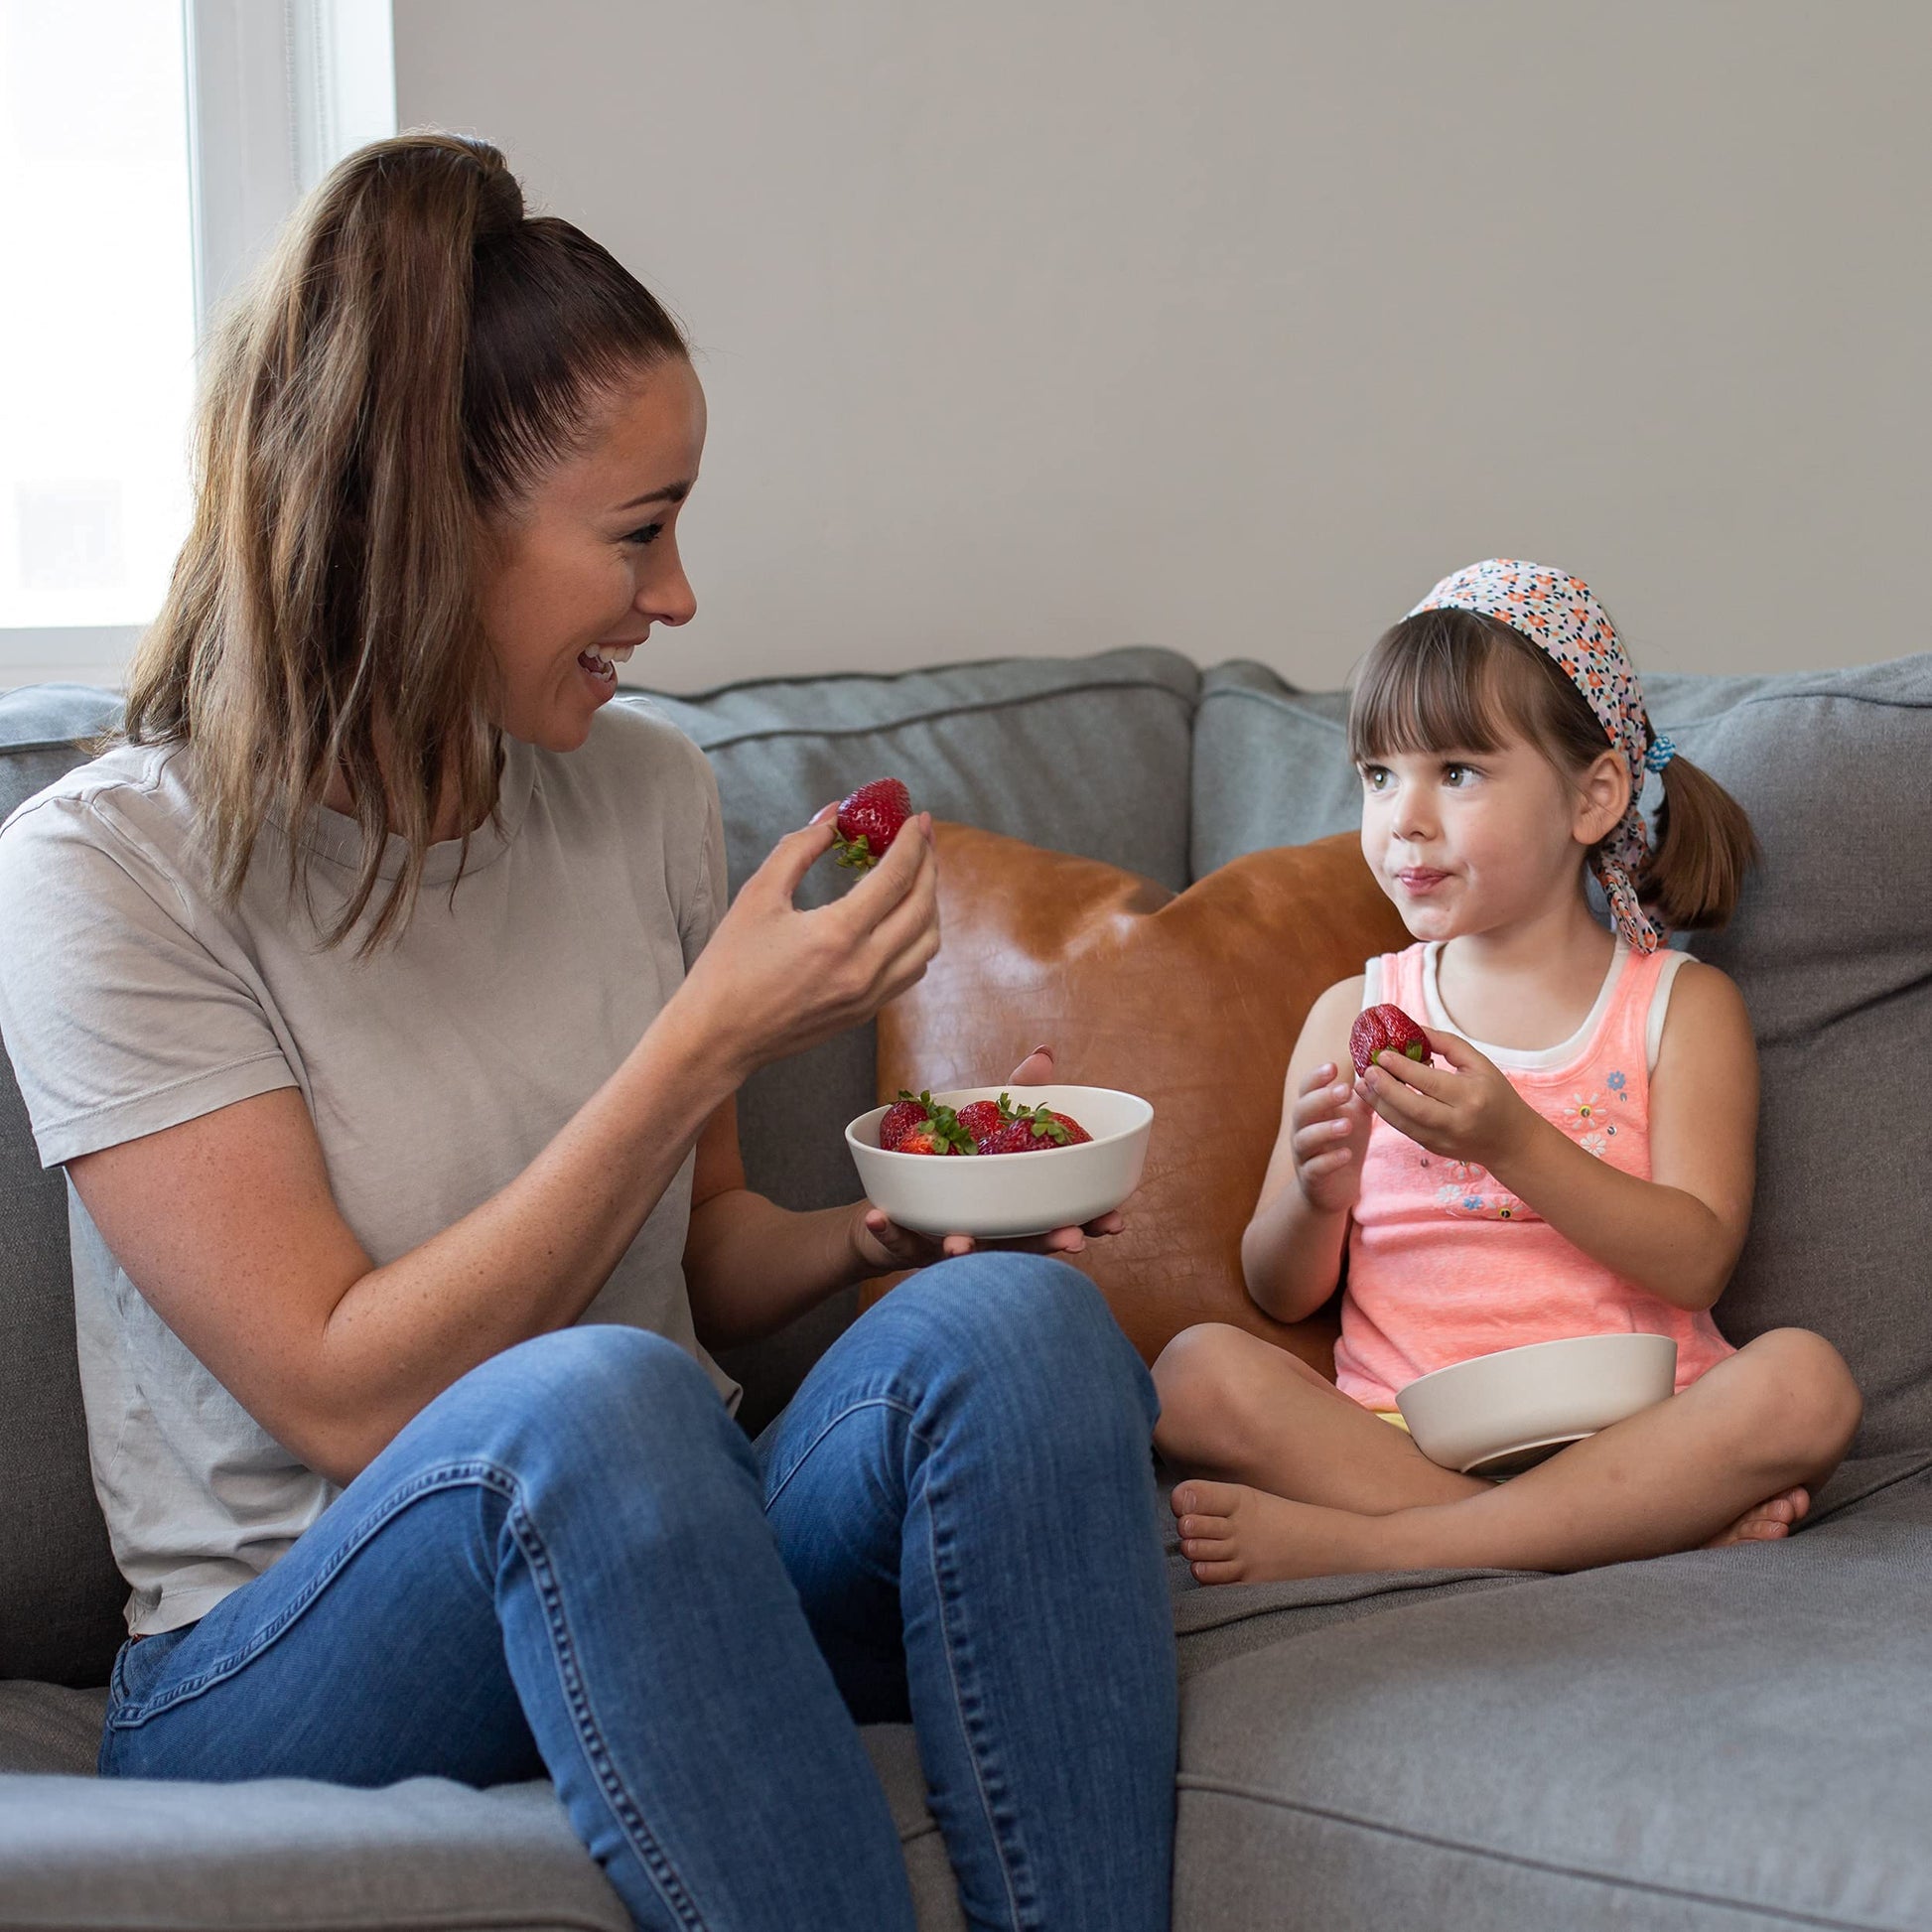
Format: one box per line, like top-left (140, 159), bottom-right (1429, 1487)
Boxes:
top-left (0, 1706), bottom-right (956, 1932)
top-left (1173, 1465), bottom-right (1932, 1932)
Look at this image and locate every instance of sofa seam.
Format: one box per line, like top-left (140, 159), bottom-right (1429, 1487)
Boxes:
top-left (628, 677), bottom-right (1198, 753)
top-left (616, 645), bottom-right (1196, 705)
top-left (1194, 676), bottom-right (1932, 733)
top-left (1175, 1778), bottom-right (1913, 1930)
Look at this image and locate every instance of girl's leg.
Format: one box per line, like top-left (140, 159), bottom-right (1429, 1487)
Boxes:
top-left (101, 1325), bottom-right (918, 1932)
top-left (1173, 1327), bottom-right (1863, 1583)
top-left (758, 1253), bottom-right (1176, 1932)
top-left (1154, 1321), bottom-right (1490, 1511)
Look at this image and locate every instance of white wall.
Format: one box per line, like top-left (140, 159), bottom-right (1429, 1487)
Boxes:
top-left (395, 1), bottom-right (1932, 692)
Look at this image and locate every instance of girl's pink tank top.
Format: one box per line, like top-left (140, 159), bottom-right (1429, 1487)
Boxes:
top-left (1332, 940), bottom-right (1736, 1410)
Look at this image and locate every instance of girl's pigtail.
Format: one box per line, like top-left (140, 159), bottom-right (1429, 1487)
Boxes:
top-left (1639, 754), bottom-right (1759, 931)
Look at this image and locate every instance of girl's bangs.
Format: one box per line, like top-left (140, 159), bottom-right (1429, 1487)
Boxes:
top-left (1346, 613), bottom-right (1525, 763)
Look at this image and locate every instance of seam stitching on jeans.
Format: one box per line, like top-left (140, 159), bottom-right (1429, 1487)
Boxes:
top-left (508, 1498), bottom-right (709, 1932)
top-left (759, 1393), bottom-right (920, 1511)
top-left (104, 1460), bottom-right (518, 1725)
top-left (1175, 1779), bottom-right (1902, 1930)
top-left (924, 1457), bottom-right (1037, 1929)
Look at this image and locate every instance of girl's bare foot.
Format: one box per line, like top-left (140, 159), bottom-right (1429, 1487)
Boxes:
top-left (1172, 1479), bottom-right (1422, 1584)
top-left (1705, 1485), bottom-right (1810, 1547)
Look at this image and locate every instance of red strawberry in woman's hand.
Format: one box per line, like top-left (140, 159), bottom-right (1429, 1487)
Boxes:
top-left (834, 778), bottom-right (914, 870)
top-left (1350, 1003), bottom-right (1434, 1076)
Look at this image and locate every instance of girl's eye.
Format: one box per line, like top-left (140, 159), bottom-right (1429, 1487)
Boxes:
top-left (1360, 765), bottom-right (1390, 791)
top-left (621, 521), bottom-right (665, 547)
top-left (1444, 762), bottom-right (1475, 786)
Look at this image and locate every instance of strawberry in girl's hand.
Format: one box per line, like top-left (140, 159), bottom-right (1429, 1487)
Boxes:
top-left (834, 778), bottom-right (914, 870)
top-left (1350, 1003), bottom-right (1434, 1076)
top-left (979, 1101), bottom-right (1092, 1155)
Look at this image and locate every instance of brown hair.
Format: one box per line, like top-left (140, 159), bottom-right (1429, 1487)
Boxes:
top-left (1347, 607), bottom-right (1757, 930)
top-left (121, 131), bottom-right (688, 949)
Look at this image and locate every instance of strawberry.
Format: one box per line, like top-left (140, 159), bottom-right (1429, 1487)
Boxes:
top-left (1349, 1003), bottom-right (1434, 1076)
top-left (834, 778), bottom-right (914, 870)
top-left (979, 1102), bottom-right (1092, 1155)
top-left (954, 1097), bottom-right (1011, 1148)
top-left (897, 1110), bottom-right (974, 1157)
top-left (880, 1089), bottom-right (974, 1155)
top-left (880, 1090), bottom-right (936, 1152)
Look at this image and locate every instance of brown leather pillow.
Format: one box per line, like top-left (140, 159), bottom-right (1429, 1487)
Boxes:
top-left (869, 825), bottom-right (1411, 1372)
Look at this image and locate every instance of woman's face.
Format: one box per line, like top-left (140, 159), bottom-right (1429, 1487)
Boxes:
top-left (480, 357), bottom-right (707, 751)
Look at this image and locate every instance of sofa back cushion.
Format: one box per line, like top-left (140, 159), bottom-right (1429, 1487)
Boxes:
top-left (1189, 653), bottom-right (1932, 1456)
top-left (874, 825), bottom-right (1411, 1365)
top-left (0, 686), bottom-right (130, 1684)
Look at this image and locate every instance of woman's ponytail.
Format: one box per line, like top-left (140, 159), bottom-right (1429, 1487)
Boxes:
top-left (1638, 752), bottom-right (1759, 931)
top-left (124, 132), bottom-right (686, 950)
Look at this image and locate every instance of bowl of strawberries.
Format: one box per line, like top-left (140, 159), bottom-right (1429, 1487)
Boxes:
top-left (846, 1084), bottom-right (1154, 1240)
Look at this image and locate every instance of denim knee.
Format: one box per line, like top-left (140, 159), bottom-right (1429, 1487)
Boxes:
top-left (882, 1255), bottom-right (1156, 1442)
top-left (422, 1324), bottom-right (754, 1508)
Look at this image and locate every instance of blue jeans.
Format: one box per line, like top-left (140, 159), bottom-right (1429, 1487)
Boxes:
top-left (98, 1255), bottom-right (1176, 1931)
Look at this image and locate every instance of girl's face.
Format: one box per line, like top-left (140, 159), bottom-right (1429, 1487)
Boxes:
top-left (479, 357), bottom-right (707, 751)
top-left (1358, 731), bottom-right (1628, 941)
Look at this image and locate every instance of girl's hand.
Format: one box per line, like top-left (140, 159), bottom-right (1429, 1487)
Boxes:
top-left (678, 805), bottom-right (940, 1082)
top-left (1290, 1060), bottom-right (1373, 1212)
top-left (850, 1044), bottom-right (1126, 1270)
top-left (1358, 1032), bottom-right (1537, 1170)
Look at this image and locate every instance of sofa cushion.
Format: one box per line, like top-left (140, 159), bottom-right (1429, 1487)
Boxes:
top-left (1173, 1462), bottom-right (1932, 1932)
top-left (873, 825), bottom-right (1409, 1366)
top-left (0, 686), bottom-right (131, 1688)
top-left (0, 1712), bottom-right (961, 1931)
top-left (1187, 653), bottom-right (1932, 1457)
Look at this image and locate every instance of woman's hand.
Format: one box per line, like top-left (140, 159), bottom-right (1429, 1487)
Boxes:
top-left (1357, 1033), bottom-right (1538, 1170)
top-left (850, 1045), bottom-right (1126, 1270)
top-left (675, 805), bottom-right (941, 1083)
top-left (1290, 1059), bottom-right (1373, 1212)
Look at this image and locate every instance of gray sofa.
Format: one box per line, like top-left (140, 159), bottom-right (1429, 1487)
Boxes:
top-left (3, 645), bottom-right (1929, 1931)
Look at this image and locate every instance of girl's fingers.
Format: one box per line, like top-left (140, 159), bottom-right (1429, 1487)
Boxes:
top-left (1298, 1149), bottom-right (1353, 1179)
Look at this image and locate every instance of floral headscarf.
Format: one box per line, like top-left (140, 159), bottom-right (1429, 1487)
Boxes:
top-left (1409, 559), bottom-right (1677, 954)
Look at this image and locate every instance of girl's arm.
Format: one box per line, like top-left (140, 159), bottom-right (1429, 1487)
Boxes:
top-left (1360, 962), bottom-right (1756, 1311)
top-left (1241, 976), bottom-right (1371, 1324)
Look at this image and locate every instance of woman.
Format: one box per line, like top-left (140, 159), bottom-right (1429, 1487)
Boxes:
top-left (0, 135), bottom-right (1174, 1931)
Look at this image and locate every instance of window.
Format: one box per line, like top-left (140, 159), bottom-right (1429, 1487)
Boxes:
top-left (1, 0), bottom-right (394, 690)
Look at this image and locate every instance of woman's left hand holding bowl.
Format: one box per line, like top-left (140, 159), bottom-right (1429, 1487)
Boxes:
top-left (854, 1045), bottom-right (1126, 1268)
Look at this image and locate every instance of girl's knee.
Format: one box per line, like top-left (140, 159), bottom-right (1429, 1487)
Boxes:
top-left (1738, 1327), bottom-right (1863, 1464)
top-left (1152, 1323), bottom-right (1268, 1463)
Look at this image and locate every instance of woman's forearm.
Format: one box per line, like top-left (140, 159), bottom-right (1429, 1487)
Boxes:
top-left (313, 988), bottom-right (745, 1477)
top-left (1490, 1118), bottom-right (1736, 1311)
top-left (684, 1193), bottom-right (874, 1350)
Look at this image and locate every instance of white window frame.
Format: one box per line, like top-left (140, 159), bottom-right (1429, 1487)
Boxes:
top-left (1, 0), bottom-right (394, 691)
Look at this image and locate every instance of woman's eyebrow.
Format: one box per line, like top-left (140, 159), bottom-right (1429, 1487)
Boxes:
top-left (613, 482), bottom-right (692, 511)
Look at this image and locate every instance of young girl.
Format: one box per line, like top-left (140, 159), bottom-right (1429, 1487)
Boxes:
top-left (1153, 559), bottom-right (1863, 1584)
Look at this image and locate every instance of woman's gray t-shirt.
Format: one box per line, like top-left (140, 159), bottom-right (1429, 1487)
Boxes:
top-left (0, 699), bottom-right (737, 1636)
